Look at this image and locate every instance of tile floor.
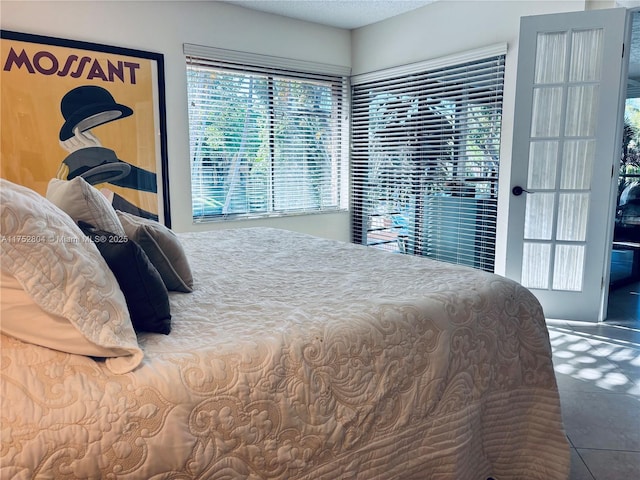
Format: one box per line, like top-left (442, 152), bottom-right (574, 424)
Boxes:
top-left (546, 281), bottom-right (640, 480)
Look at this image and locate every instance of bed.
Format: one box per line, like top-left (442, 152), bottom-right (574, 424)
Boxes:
top-left (0, 178), bottom-right (570, 479)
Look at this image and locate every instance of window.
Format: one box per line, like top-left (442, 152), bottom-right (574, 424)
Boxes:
top-left (351, 46), bottom-right (506, 272)
top-left (185, 45), bottom-right (349, 222)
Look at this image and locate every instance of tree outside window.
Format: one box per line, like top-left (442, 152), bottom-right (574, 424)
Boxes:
top-left (188, 64), bottom-right (347, 221)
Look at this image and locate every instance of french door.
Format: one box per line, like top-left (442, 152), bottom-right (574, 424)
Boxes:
top-left (505, 8), bottom-right (628, 321)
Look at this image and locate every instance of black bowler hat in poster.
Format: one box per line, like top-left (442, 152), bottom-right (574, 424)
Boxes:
top-left (59, 85), bottom-right (133, 142)
top-left (57, 85), bottom-right (159, 219)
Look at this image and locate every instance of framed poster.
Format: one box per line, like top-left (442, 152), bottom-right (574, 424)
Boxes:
top-left (0, 30), bottom-right (171, 227)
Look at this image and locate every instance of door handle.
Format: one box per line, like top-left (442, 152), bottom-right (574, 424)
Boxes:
top-left (512, 185), bottom-right (532, 196)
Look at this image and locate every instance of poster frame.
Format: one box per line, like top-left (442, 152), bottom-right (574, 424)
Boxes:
top-left (0, 29), bottom-right (171, 227)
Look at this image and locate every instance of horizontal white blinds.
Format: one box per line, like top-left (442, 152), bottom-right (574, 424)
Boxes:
top-left (351, 52), bottom-right (506, 271)
top-left (186, 47), bottom-right (349, 221)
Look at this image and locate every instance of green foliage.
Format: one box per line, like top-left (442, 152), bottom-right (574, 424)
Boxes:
top-left (620, 101), bottom-right (640, 199)
top-left (188, 67), bottom-right (338, 216)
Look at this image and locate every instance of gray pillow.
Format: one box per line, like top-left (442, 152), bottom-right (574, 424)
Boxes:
top-left (116, 211), bottom-right (194, 292)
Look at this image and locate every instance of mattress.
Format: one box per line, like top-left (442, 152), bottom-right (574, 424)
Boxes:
top-left (0, 227), bottom-right (570, 479)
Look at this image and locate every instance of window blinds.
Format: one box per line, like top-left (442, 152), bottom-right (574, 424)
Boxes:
top-left (185, 44), bottom-right (350, 221)
top-left (351, 46), bottom-right (506, 272)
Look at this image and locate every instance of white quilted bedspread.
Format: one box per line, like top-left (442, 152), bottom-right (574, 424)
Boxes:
top-left (1, 228), bottom-right (570, 479)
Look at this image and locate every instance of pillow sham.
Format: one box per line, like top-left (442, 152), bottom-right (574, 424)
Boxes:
top-left (1, 271), bottom-right (128, 358)
top-left (116, 210), bottom-right (194, 293)
top-left (46, 176), bottom-right (126, 237)
top-left (78, 221), bottom-right (172, 335)
top-left (0, 178), bottom-right (142, 374)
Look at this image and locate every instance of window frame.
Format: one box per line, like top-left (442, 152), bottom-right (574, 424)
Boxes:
top-left (350, 44), bottom-right (507, 272)
top-left (185, 44), bottom-right (351, 223)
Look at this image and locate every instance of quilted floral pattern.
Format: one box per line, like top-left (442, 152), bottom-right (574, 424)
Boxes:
top-left (0, 228), bottom-right (570, 479)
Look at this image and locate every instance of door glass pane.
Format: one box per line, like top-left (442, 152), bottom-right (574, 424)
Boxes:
top-left (534, 32), bottom-right (567, 84)
top-left (531, 87), bottom-right (563, 137)
top-left (561, 140), bottom-right (595, 189)
top-left (528, 141), bottom-right (558, 189)
top-left (565, 85), bottom-right (599, 136)
top-left (522, 242), bottom-right (551, 289)
top-left (553, 244), bottom-right (585, 291)
top-left (569, 29), bottom-right (604, 82)
top-left (557, 193), bottom-right (590, 241)
top-left (524, 193), bottom-right (555, 240)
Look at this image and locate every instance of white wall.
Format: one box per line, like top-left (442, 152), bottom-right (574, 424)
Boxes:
top-left (0, 0), bottom-right (352, 241)
top-left (351, 0), bottom-right (588, 274)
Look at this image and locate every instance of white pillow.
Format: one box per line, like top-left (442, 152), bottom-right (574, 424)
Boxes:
top-left (0, 179), bottom-right (142, 374)
top-left (46, 176), bottom-right (126, 237)
top-left (1, 271), bottom-right (129, 358)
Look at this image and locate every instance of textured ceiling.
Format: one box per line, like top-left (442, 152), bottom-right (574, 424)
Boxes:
top-left (223, 0), bottom-right (436, 29)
